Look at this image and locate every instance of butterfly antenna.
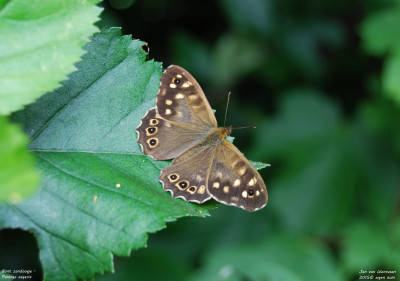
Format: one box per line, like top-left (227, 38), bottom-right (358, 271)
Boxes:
top-left (224, 92), bottom-right (231, 127)
top-left (231, 126), bottom-right (256, 130)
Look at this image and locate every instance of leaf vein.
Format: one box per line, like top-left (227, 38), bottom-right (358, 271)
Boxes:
top-left (29, 53), bottom-right (132, 144)
top-left (9, 204), bottom-right (106, 266)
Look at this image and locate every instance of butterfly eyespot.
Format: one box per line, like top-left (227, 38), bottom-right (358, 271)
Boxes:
top-left (187, 186), bottom-right (197, 194)
top-left (146, 127), bottom-right (157, 136)
top-left (147, 138), bottom-right (158, 147)
top-left (141, 44), bottom-right (149, 54)
top-left (150, 119), bottom-right (159, 125)
top-left (248, 189), bottom-right (255, 197)
top-left (168, 174), bottom-right (179, 182)
top-left (176, 180), bottom-right (189, 190)
top-left (173, 78), bottom-right (181, 84)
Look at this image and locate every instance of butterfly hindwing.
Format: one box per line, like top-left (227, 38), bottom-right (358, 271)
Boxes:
top-left (136, 108), bottom-right (208, 160)
top-left (159, 144), bottom-right (215, 203)
top-left (156, 65), bottom-right (217, 129)
top-left (207, 141), bottom-right (268, 211)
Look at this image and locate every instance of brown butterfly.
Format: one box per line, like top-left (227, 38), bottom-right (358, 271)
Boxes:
top-left (136, 65), bottom-right (268, 211)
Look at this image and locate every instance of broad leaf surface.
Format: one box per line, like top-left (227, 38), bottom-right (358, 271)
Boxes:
top-left (0, 0), bottom-right (102, 114)
top-left (0, 28), bottom-right (214, 281)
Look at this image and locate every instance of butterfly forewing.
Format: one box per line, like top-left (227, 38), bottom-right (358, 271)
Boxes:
top-left (136, 108), bottom-right (209, 160)
top-left (156, 65), bottom-right (217, 129)
top-left (207, 141), bottom-right (268, 211)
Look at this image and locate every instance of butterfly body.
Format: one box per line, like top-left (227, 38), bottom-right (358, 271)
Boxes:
top-left (136, 65), bottom-right (268, 211)
top-left (204, 126), bottom-right (231, 143)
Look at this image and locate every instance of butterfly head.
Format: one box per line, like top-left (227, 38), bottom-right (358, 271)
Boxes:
top-left (215, 126), bottom-right (232, 140)
top-left (217, 126), bottom-right (232, 140)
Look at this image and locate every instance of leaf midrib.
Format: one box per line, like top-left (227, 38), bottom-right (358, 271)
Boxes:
top-left (35, 151), bottom-right (169, 213)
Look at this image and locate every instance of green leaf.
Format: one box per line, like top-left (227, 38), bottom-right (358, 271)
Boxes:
top-left (251, 161), bottom-right (269, 170)
top-left (0, 116), bottom-right (40, 203)
top-left (361, 6), bottom-right (400, 102)
top-left (361, 8), bottom-right (400, 56)
top-left (1, 28), bottom-right (213, 281)
top-left (0, 0), bottom-right (102, 115)
top-left (382, 51), bottom-right (400, 102)
top-left (190, 234), bottom-right (342, 281)
top-left (341, 220), bottom-right (400, 274)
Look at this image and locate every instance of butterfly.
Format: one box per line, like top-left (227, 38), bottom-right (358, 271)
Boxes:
top-left (136, 65), bottom-right (268, 211)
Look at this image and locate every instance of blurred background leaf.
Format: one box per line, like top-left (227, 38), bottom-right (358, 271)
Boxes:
top-left (0, 0), bottom-right (102, 115)
top-left (361, 3), bottom-right (400, 103)
top-left (0, 116), bottom-right (39, 203)
top-left (190, 234), bottom-right (342, 281)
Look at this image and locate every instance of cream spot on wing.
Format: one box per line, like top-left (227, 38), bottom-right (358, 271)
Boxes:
top-left (165, 122), bottom-right (171, 128)
top-left (256, 190), bottom-right (260, 196)
top-left (165, 109), bottom-right (172, 115)
top-left (182, 82), bottom-right (192, 88)
top-left (213, 182), bottom-right (220, 188)
top-left (216, 171), bottom-right (223, 178)
top-left (233, 179), bottom-right (241, 187)
top-left (248, 178), bottom-right (255, 186)
top-left (231, 196), bottom-right (239, 201)
top-left (223, 186), bottom-right (229, 193)
top-left (198, 185), bottom-right (206, 194)
top-left (176, 74), bottom-right (182, 78)
top-left (175, 93), bottom-right (184, 99)
top-left (231, 159), bottom-right (239, 168)
top-left (165, 99), bottom-right (173, 105)
top-left (188, 94), bottom-right (198, 100)
top-left (170, 83), bottom-right (176, 88)
top-left (196, 174), bottom-right (202, 181)
top-left (238, 167), bottom-right (246, 176)
top-left (242, 191), bottom-right (248, 198)
top-left (176, 111), bottom-right (183, 117)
